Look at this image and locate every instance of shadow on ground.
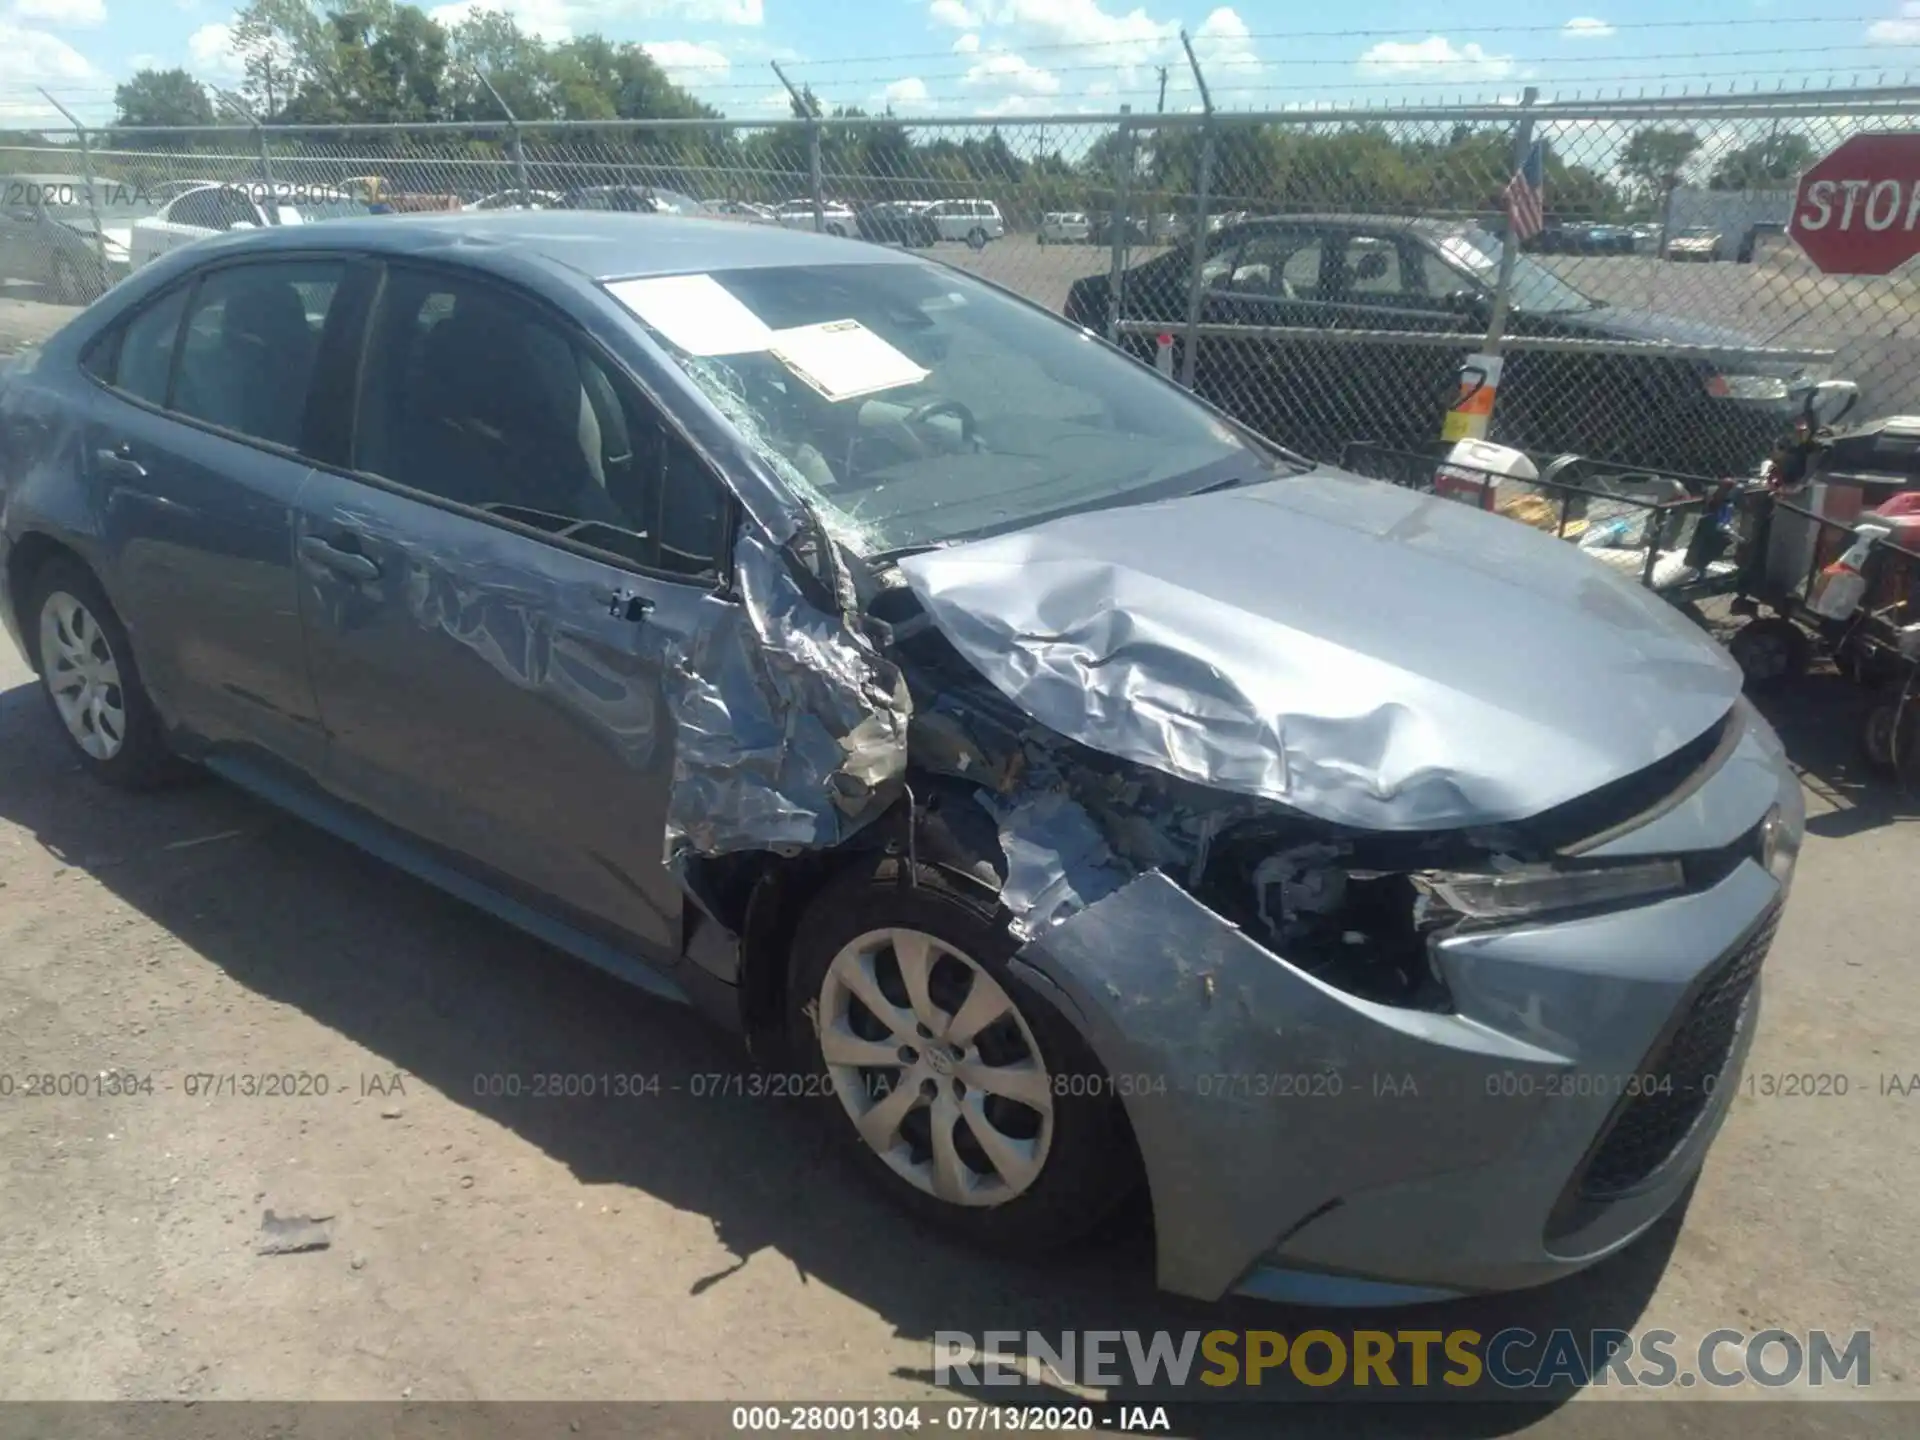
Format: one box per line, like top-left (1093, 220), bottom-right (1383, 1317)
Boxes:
top-left (1746, 669), bottom-right (1920, 839)
top-left (0, 676), bottom-right (1768, 1436)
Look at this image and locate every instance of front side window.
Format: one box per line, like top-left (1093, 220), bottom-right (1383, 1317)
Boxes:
top-left (619, 262), bottom-right (1280, 555)
top-left (171, 260), bottom-right (343, 448)
top-left (1434, 228), bottom-right (1596, 314)
top-left (354, 267), bottom-right (727, 578)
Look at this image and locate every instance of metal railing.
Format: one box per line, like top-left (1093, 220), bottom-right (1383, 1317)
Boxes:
top-left (6, 83), bottom-right (1920, 476)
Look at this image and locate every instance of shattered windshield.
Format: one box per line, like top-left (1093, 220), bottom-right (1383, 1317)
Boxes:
top-left (1435, 228), bottom-right (1598, 314)
top-left (610, 262), bottom-right (1280, 554)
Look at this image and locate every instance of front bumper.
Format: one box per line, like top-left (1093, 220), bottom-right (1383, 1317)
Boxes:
top-left (1011, 702), bottom-right (1802, 1303)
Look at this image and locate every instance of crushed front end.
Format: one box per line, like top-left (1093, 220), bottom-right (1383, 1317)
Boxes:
top-left (884, 598), bottom-right (1801, 1302)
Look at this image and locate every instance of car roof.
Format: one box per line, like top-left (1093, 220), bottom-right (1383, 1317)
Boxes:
top-left (164, 209), bottom-right (924, 280)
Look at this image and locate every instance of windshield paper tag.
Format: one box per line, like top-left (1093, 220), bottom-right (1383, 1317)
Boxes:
top-left (770, 319), bottom-right (929, 402)
top-left (606, 274), bottom-right (776, 356)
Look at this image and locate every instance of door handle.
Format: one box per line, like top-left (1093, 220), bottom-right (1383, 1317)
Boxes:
top-left (609, 588), bottom-right (654, 622)
top-left (298, 534), bottom-right (380, 582)
top-left (94, 444), bottom-right (145, 480)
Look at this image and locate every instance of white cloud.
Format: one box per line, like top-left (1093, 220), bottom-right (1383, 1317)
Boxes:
top-left (7, 0), bottom-right (104, 26)
top-left (1192, 6), bottom-right (1259, 77)
top-left (0, 19), bottom-right (100, 121)
top-left (1561, 16), bottom-right (1616, 38)
top-left (984, 0), bottom-right (1174, 69)
top-left (1356, 36), bottom-right (1516, 79)
top-left (964, 50), bottom-right (1060, 94)
top-left (642, 38), bottom-right (730, 85)
top-left (929, 0), bottom-right (979, 27)
top-left (881, 75), bottom-right (930, 105)
top-left (952, 30), bottom-right (980, 53)
top-left (1870, 1), bottom-right (1920, 42)
top-left (186, 19), bottom-right (243, 78)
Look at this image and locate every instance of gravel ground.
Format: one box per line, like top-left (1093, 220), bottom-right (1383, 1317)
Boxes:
top-left (1, 294), bottom-right (1917, 1434)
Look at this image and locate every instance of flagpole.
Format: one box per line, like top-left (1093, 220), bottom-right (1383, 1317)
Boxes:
top-left (1484, 85), bottom-right (1540, 356)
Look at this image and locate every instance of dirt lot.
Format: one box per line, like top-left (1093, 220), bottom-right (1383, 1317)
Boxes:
top-left (0, 295), bottom-right (1917, 1434)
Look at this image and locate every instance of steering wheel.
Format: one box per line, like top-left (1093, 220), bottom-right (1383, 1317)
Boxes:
top-left (899, 398), bottom-right (977, 454)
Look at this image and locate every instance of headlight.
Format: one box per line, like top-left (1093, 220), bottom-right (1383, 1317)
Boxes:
top-left (1705, 373), bottom-right (1791, 401)
top-left (1413, 857), bottom-right (1685, 922)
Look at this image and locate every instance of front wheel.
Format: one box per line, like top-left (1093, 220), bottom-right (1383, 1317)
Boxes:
top-left (786, 861), bottom-right (1138, 1254)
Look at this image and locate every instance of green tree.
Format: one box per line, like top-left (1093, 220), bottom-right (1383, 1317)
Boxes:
top-left (1620, 127), bottom-right (1701, 203)
top-left (113, 68), bottom-right (217, 131)
top-left (1710, 132), bottom-right (1816, 191)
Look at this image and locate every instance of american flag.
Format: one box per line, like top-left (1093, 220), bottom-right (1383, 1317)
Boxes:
top-left (1503, 139), bottom-right (1546, 242)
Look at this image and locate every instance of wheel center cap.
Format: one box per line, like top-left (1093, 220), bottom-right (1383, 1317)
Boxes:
top-left (925, 1047), bottom-right (954, 1077)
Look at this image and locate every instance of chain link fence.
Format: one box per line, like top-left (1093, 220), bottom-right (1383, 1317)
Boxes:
top-left (4, 88), bottom-right (1920, 477)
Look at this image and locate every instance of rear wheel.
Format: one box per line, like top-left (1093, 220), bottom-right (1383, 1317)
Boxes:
top-left (966, 226), bottom-right (988, 250)
top-left (1728, 617), bottom-right (1810, 689)
top-left (27, 558), bottom-right (183, 788)
top-left (786, 861), bottom-right (1137, 1254)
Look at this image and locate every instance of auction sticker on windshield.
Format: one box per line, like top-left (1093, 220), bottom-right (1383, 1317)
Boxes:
top-left (606, 273), bottom-right (776, 356)
top-left (770, 318), bottom-right (929, 402)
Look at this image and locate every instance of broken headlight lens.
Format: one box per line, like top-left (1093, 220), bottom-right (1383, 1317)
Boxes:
top-left (1414, 857), bottom-right (1685, 923)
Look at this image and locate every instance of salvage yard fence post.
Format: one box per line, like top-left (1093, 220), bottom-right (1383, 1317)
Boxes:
top-left (34, 89), bottom-right (108, 273)
top-left (1482, 86), bottom-right (1540, 359)
top-left (1178, 29), bottom-right (1217, 391)
top-left (1106, 104), bottom-right (1135, 343)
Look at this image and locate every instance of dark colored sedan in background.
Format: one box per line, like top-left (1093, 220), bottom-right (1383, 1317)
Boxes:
top-left (1069, 214), bottom-right (1823, 477)
top-left (0, 212), bottom-right (1800, 1307)
top-left (854, 200), bottom-right (939, 248)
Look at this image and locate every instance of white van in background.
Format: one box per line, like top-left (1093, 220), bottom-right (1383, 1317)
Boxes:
top-left (924, 198), bottom-right (1004, 246)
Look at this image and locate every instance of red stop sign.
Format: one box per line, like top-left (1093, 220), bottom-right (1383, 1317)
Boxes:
top-left (1789, 132), bottom-right (1920, 275)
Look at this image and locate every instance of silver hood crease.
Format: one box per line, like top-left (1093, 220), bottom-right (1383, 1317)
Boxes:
top-left (899, 470), bottom-right (1745, 835)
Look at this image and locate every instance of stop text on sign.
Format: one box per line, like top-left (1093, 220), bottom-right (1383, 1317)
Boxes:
top-left (1795, 177), bottom-right (1920, 234)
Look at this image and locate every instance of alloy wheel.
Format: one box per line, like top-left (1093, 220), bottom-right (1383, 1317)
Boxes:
top-left (816, 927), bottom-right (1054, 1207)
top-left (39, 591), bottom-right (127, 760)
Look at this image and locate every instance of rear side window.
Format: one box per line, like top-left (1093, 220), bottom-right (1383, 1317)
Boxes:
top-left (171, 261), bottom-right (344, 449)
top-left (87, 286), bottom-right (189, 406)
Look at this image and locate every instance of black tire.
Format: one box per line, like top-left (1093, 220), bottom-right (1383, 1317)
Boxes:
top-left (786, 858), bottom-right (1139, 1256)
top-left (966, 227), bottom-right (988, 250)
top-left (1859, 689), bottom-right (1920, 781)
top-left (1728, 616), bottom-right (1811, 690)
top-left (25, 557), bottom-right (185, 789)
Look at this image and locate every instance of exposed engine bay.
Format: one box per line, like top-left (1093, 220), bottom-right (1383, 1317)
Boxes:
top-left (875, 586), bottom-right (1548, 1009)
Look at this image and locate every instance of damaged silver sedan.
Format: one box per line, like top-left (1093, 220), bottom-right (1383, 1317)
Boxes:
top-left (0, 212), bottom-right (1802, 1305)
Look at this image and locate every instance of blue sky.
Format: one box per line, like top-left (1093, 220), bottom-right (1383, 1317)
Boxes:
top-left (2, 0), bottom-right (1919, 126)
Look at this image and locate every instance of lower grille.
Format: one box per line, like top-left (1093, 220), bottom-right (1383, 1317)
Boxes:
top-left (1577, 904), bottom-right (1780, 1199)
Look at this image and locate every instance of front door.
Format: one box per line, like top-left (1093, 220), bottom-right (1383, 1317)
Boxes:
top-left (295, 261), bottom-right (735, 956)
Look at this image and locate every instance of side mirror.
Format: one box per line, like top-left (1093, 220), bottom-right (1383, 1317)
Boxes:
top-left (1803, 378), bottom-right (1859, 429)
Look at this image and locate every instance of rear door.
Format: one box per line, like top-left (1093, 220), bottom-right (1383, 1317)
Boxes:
top-left (294, 260), bottom-right (736, 956)
top-left (80, 255), bottom-right (351, 770)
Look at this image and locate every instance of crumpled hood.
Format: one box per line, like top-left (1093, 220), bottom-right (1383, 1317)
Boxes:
top-left (897, 470), bottom-right (1742, 831)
